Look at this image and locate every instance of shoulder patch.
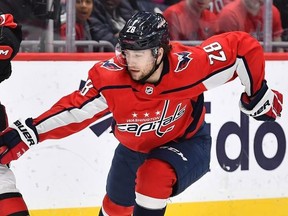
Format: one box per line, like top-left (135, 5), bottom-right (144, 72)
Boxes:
top-left (101, 59), bottom-right (123, 71)
top-left (174, 51), bottom-right (193, 72)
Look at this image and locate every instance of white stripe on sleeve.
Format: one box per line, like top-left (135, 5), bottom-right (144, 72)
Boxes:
top-left (202, 58), bottom-right (252, 95)
top-left (36, 94), bottom-right (108, 134)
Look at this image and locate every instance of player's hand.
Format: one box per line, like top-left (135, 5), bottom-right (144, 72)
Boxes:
top-left (239, 81), bottom-right (283, 121)
top-left (0, 103), bottom-right (8, 131)
top-left (0, 118), bottom-right (38, 164)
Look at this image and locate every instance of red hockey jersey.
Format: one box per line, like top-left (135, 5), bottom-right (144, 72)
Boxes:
top-left (33, 31), bottom-right (265, 153)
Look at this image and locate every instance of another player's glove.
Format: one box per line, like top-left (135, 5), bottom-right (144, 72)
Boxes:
top-left (0, 118), bottom-right (38, 164)
top-left (0, 103), bottom-right (8, 131)
top-left (0, 14), bottom-right (22, 83)
top-left (239, 80), bottom-right (283, 121)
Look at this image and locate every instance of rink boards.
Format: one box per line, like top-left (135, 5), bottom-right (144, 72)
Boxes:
top-left (0, 54), bottom-right (286, 215)
top-left (30, 198), bottom-right (288, 216)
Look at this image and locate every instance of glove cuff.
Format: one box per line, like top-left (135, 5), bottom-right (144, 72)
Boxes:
top-left (10, 118), bottom-right (38, 147)
top-left (0, 62), bottom-right (12, 83)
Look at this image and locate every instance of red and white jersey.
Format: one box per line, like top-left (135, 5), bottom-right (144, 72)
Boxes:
top-left (163, 1), bottom-right (218, 40)
top-left (218, 0), bottom-right (283, 40)
top-left (209, 0), bottom-right (234, 14)
top-left (33, 31), bottom-right (265, 153)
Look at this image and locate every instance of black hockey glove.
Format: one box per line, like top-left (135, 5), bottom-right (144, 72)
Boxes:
top-left (0, 14), bottom-right (22, 83)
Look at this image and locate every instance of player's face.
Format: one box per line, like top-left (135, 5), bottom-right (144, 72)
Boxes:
top-left (123, 49), bottom-right (157, 82)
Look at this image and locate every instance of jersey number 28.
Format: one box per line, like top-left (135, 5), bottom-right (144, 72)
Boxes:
top-left (203, 42), bottom-right (227, 65)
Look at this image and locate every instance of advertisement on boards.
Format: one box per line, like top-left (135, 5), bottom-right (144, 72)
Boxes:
top-left (0, 60), bottom-right (286, 215)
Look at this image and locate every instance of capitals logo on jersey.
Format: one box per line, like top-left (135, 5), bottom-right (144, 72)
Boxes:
top-left (101, 59), bottom-right (123, 71)
top-left (174, 51), bottom-right (193, 72)
top-left (117, 100), bottom-right (187, 137)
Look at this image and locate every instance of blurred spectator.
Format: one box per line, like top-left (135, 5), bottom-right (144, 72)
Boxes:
top-left (273, 0), bottom-right (288, 48)
top-left (0, 0), bottom-right (61, 52)
top-left (209, 0), bottom-right (234, 14)
top-left (129, 0), bottom-right (182, 13)
top-left (152, 0), bottom-right (181, 5)
top-left (218, 0), bottom-right (284, 52)
top-left (0, 0), bottom-right (48, 41)
top-left (89, 0), bottom-right (135, 48)
top-left (60, 0), bottom-right (93, 52)
top-left (163, 0), bottom-right (218, 41)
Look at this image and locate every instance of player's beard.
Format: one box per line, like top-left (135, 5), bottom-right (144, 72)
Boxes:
top-left (128, 57), bottom-right (164, 84)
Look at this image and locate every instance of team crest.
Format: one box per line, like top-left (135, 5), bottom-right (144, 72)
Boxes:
top-left (101, 59), bottom-right (123, 71)
top-left (174, 52), bottom-right (193, 72)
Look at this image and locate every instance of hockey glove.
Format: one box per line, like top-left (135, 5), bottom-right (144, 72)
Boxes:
top-left (0, 118), bottom-right (38, 164)
top-left (0, 14), bottom-right (22, 83)
top-left (239, 80), bottom-right (283, 121)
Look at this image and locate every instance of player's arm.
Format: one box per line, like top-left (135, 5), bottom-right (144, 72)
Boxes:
top-left (0, 13), bottom-right (22, 83)
top-left (33, 80), bottom-right (109, 142)
top-left (0, 70), bottom-right (109, 164)
top-left (0, 13), bottom-right (22, 131)
top-left (199, 31), bottom-right (282, 121)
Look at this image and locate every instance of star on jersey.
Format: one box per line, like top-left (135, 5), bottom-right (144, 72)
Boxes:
top-left (174, 51), bottom-right (193, 72)
top-left (132, 112), bottom-right (138, 118)
top-left (132, 112), bottom-right (157, 118)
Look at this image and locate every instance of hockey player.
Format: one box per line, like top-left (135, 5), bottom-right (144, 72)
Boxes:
top-left (0, 13), bottom-right (30, 216)
top-left (0, 11), bottom-right (283, 216)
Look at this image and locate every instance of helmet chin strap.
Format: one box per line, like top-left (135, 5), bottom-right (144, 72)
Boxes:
top-left (137, 56), bottom-right (164, 84)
